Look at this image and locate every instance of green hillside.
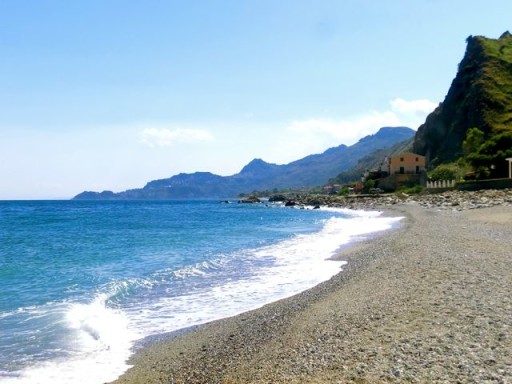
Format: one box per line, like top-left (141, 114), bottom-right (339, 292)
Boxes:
top-left (477, 31), bottom-right (512, 132)
top-left (413, 32), bottom-right (512, 178)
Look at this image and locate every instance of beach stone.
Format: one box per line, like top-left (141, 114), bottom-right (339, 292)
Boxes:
top-left (112, 197), bottom-right (512, 384)
top-left (240, 196), bottom-right (261, 203)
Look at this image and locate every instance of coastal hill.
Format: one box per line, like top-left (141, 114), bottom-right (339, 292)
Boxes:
top-left (330, 135), bottom-right (415, 184)
top-left (413, 32), bottom-right (512, 175)
top-left (73, 126), bottom-right (414, 199)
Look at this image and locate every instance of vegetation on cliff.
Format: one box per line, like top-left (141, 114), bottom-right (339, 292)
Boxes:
top-left (414, 32), bottom-right (512, 178)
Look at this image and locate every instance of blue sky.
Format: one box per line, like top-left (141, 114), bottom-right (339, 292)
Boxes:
top-left (1, 0), bottom-right (511, 199)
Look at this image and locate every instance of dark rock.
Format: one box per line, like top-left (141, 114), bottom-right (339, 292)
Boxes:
top-left (268, 194), bottom-right (287, 202)
top-left (240, 196), bottom-right (261, 203)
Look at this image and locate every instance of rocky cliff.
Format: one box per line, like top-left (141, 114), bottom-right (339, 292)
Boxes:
top-left (413, 32), bottom-right (512, 167)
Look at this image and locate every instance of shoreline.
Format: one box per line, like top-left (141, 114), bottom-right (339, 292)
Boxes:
top-left (116, 207), bottom-right (401, 370)
top-left (112, 201), bottom-right (512, 383)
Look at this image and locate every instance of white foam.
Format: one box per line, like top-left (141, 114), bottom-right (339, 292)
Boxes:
top-left (1, 295), bottom-right (140, 384)
top-left (123, 210), bottom-right (403, 338)
top-left (66, 294), bottom-right (139, 352)
top-left (2, 209), bottom-right (402, 384)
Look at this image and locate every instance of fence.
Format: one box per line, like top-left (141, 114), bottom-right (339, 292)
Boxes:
top-left (457, 178), bottom-right (512, 191)
top-left (426, 179), bottom-right (456, 189)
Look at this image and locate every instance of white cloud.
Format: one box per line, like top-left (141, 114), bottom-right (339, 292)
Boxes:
top-left (287, 111), bottom-right (401, 144)
top-left (390, 98), bottom-right (438, 116)
top-left (0, 98), bottom-right (438, 199)
top-left (388, 98), bottom-right (438, 130)
top-left (140, 127), bottom-right (214, 147)
top-left (268, 98), bottom-right (437, 164)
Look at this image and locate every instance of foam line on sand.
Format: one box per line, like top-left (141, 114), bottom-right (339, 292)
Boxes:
top-left (112, 204), bottom-right (512, 383)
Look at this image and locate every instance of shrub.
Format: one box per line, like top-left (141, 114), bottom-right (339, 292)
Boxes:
top-left (362, 179), bottom-right (376, 194)
top-left (428, 162), bottom-right (469, 181)
top-left (397, 185), bottom-right (424, 194)
top-left (338, 186), bottom-right (350, 196)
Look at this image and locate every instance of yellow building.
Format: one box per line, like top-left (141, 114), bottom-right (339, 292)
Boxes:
top-left (389, 153), bottom-right (426, 175)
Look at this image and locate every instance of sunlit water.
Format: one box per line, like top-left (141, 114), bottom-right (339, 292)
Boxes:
top-left (0, 200), bottom-right (401, 383)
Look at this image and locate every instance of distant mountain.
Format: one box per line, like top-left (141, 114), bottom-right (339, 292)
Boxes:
top-left (73, 126), bottom-right (414, 200)
top-left (330, 136), bottom-right (415, 184)
top-left (413, 32), bottom-right (512, 175)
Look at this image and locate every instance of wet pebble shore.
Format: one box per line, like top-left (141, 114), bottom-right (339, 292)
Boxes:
top-left (297, 188), bottom-right (512, 211)
top-left (113, 195), bottom-right (512, 384)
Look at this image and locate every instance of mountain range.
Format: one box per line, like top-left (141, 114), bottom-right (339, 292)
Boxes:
top-left (74, 126), bottom-right (414, 199)
top-left (75, 31), bottom-right (512, 199)
top-left (330, 135), bottom-right (415, 185)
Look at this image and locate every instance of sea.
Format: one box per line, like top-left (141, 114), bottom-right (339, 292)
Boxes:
top-left (0, 200), bottom-right (402, 384)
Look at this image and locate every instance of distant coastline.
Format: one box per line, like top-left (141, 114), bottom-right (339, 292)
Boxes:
top-left (72, 127), bottom-right (414, 201)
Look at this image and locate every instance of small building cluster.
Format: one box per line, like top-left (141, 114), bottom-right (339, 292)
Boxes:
top-left (322, 184), bottom-right (342, 194)
top-left (322, 151), bottom-right (512, 196)
top-left (369, 152), bottom-right (427, 191)
top-left (388, 153), bottom-right (426, 175)
top-left (320, 152), bottom-right (427, 195)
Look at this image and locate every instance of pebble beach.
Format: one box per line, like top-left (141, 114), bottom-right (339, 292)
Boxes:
top-left (112, 191), bottom-right (512, 384)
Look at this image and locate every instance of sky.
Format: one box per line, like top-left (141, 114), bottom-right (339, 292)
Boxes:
top-left (1, 0), bottom-right (511, 199)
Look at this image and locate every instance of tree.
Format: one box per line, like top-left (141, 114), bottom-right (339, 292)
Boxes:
top-left (362, 179), bottom-right (375, 193)
top-left (466, 130), bottom-right (512, 178)
top-left (428, 164), bottom-right (460, 181)
top-left (462, 127), bottom-right (485, 155)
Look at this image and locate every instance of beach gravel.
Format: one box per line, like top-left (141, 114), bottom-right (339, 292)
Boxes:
top-left (112, 200), bottom-right (512, 384)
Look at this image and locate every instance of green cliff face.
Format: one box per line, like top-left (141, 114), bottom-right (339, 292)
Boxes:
top-left (413, 32), bottom-right (512, 169)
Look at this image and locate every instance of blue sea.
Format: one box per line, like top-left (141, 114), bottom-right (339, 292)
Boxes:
top-left (0, 200), bottom-right (401, 383)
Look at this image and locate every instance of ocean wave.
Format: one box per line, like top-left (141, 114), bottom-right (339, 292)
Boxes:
top-left (120, 211), bottom-right (402, 340)
top-left (0, 293), bottom-right (139, 384)
top-left (0, 203), bottom-right (402, 384)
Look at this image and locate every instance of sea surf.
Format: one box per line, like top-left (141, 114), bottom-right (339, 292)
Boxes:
top-left (0, 200), bottom-right (401, 383)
